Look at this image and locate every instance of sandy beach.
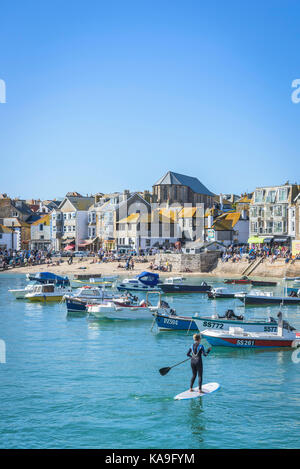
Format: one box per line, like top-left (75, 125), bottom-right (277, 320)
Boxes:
top-left (1, 255), bottom-right (299, 280)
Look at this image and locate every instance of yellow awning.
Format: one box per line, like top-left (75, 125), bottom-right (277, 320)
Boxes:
top-left (248, 236), bottom-right (265, 244)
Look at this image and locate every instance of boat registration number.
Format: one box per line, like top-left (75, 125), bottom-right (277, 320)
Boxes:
top-left (264, 326), bottom-right (277, 332)
top-left (202, 321), bottom-right (224, 329)
top-left (236, 339), bottom-right (255, 346)
top-left (163, 318), bottom-right (178, 326)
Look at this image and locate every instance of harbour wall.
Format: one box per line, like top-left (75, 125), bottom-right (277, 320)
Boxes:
top-left (154, 253), bottom-right (300, 278)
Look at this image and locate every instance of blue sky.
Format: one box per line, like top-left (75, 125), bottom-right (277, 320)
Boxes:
top-left (0, 0), bottom-right (299, 199)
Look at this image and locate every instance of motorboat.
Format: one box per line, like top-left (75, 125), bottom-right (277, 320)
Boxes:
top-left (283, 277), bottom-right (300, 281)
top-left (87, 292), bottom-right (172, 320)
top-left (193, 309), bottom-right (296, 334)
top-left (159, 278), bottom-right (211, 294)
top-left (201, 326), bottom-right (300, 348)
top-left (25, 283), bottom-right (72, 302)
top-left (251, 280), bottom-right (277, 287)
top-left (224, 276), bottom-right (251, 284)
top-left (235, 290), bottom-right (300, 305)
top-left (207, 287), bottom-right (237, 299)
top-left (64, 286), bottom-right (132, 313)
top-left (117, 271), bottom-right (160, 292)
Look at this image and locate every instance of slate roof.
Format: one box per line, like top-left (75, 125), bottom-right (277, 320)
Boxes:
top-left (154, 171), bottom-right (214, 196)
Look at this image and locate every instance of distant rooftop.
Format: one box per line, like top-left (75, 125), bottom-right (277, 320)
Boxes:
top-left (154, 171), bottom-right (214, 196)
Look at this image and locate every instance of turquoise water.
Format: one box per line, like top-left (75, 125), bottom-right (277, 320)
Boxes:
top-left (0, 274), bottom-right (300, 449)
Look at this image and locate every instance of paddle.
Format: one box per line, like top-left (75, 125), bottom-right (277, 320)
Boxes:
top-left (159, 357), bottom-right (190, 376)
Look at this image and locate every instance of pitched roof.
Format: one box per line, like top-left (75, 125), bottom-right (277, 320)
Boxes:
top-left (212, 212), bottom-right (242, 231)
top-left (31, 214), bottom-right (50, 226)
top-left (59, 196), bottom-right (94, 211)
top-left (154, 171), bottom-right (214, 196)
top-left (0, 224), bottom-right (13, 233)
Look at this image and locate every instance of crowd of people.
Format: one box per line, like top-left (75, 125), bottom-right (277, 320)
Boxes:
top-left (0, 248), bottom-right (53, 270)
top-left (221, 243), bottom-right (299, 264)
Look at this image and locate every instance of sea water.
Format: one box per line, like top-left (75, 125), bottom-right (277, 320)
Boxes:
top-left (0, 274), bottom-right (299, 449)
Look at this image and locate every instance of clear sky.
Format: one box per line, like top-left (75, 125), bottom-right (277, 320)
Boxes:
top-left (0, 0), bottom-right (299, 200)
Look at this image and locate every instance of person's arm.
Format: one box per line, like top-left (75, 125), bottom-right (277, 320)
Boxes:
top-left (187, 347), bottom-right (192, 357)
top-left (202, 345), bottom-right (212, 356)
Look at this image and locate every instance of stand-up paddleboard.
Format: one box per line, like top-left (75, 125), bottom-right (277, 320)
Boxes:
top-left (174, 382), bottom-right (220, 400)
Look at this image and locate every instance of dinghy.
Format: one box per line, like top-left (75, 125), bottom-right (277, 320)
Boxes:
top-left (201, 325), bottom-right (300, 348)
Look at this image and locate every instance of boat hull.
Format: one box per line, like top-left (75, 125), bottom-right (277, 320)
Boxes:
top-left (159, 284), bottom-right (211, 294)
top-left (194, 317), bottom-right (279, 333)
top-left (154, 313), bottom-right (197, 331)
top-left (26, 295), bottom-right (65, 302)
top-left (89, 305), bottom-right (156, 320)
top-left (237, 296), bottom-right (300, 305)
top-left (202, 335), bottom-right (296, 348)
top-left (117, 285), bottom-right (158, 292)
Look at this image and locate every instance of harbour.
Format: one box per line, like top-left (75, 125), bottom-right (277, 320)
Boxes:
top-left (1, 272), bottom-right (300, 449)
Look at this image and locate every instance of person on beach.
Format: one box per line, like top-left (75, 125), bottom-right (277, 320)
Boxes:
top-left (187, 334), bottom-right (211, 393)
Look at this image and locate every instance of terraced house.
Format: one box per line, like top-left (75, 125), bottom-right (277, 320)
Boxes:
top-left (249, 183), bottom-right (300, 247)
top-left (50, 193), bottom-right (94, 251)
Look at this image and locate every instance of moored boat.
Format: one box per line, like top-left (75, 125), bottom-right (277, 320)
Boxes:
top-left (159, 279), bottom-right (211, 294)
top-left (64, 286), bottom-right (133, 313)
top-left (26, 272), bottom-right (70, 286)
top-left (224, 276), bottom-right (251, 284)
top-left (201, 326), bottom-right (300, 348)
top-left (235, 290), bottom-right (300, 305)
top-left (117, 271), bottom-right (160, 292)
top-left (207, 287), bottom-right (237, 299)
top-left (153, 312), bottom-right (198, 331)
top-left (87, 292), bottom-right (172, 320)
top-left (25, 284), bottom-right (72, 302)
top-left (193, 309), bottom-right (296, 334)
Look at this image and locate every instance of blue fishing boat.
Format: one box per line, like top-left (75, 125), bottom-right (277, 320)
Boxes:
top-left (153, 312), bottom-right (198, 331)
top-left (26, 272), bottom-right (70, 287)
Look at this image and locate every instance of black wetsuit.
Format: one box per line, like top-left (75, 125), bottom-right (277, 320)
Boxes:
top-left (187, 343), bottom-right (210, 390)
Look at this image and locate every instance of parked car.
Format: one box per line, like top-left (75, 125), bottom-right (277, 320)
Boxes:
top-left (73, 251), bottom-right (90, 257)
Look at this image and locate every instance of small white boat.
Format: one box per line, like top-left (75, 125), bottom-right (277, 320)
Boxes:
top-left (87, 292), bottom-right (172, 320)
top-left (25, 284), bottom-right (72, 302)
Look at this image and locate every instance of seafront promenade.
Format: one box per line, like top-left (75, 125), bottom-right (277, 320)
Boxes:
top-left (1, 253), bottom-right (299, 279)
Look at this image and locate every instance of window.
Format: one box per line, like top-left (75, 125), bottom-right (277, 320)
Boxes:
top-left (254, 190), bottom-right (264, 203)
top-left (250, 207), bottom-right (257, 217)
top-left (68, 226), bottom-right (72, 232)
top-left (265, 191), bottom-right (276, 203)
top-left (274, 205), bottom-right (283, 217)
top-left (63, 226), bottom-right (66, 232)
top-left (39, 224), bottom-right (43, 231)
top-left (274, 221), bottom-right (283, 233)
top-left (73, 226), bottom-right (76, 232)
top-left (278, 188), bottom-right (288, 202)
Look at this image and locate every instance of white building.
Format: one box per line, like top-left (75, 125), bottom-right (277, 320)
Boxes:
top-left (30, 214), bottom-right (51, 251)
top-left (0, 224), bottom-right (19, 251)
top-left (50, 194), bottom-right (94, 251)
